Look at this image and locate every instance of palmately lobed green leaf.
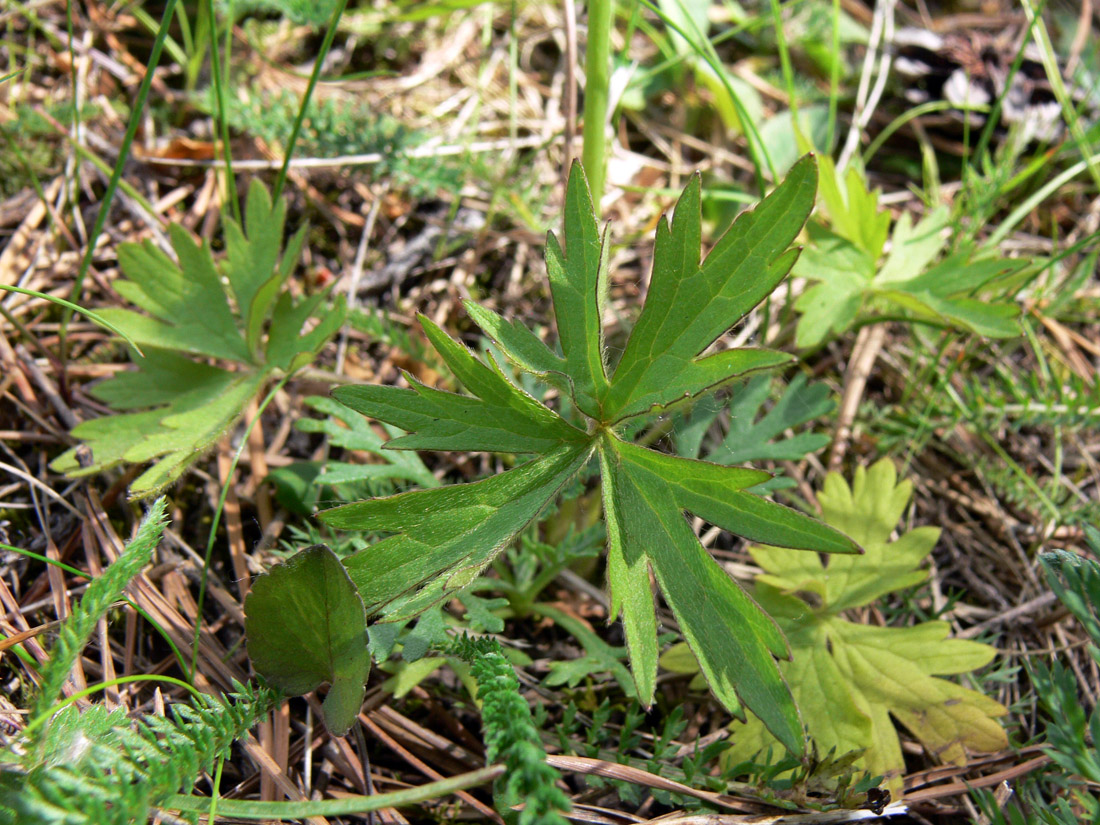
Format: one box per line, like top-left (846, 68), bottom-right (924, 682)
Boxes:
top-left (796, 159), bottom-right (1025, 345)
top-left (751, 459), bottom-right (935, 611)
top-left (57, 182), bottom-right (338, 500)
top-left (323, 156), bottom-right (867, 761)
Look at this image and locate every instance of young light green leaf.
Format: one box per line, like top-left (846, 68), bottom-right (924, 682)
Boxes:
top-left (244, 544), bottom-right (370, 736)
top-left (751, 459), bottom-right (934, 612)
top-left (724, 459), bottom-right (1007, 792)
top-left (605, 155), bottom-right (817, 420)
top-left (815, 155), bottom-right (890, 261)
top-left (792, 225), bottom-right (873, 349)
top-left (875, 207), bottom-right (949, 285)
top-left (795, 163), bottom-right (1024, 347)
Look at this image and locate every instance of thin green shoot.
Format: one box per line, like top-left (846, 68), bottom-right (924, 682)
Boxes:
top-left (273, 0), bottom-right (351, 200)
top-left (126, 4), bottom-right (189, 69)
top-left (204, 0), bottom-right (240, 226)
top-left (209, 755), bottom-right (227, 823)
top-left (967, 9), bottom-right (1042, 181)
top-left (166, 766), bottom-right (505, 819)
top-left (863, 100), bottom-right (991, 165)
top-left (638, 0), bottom-right (774, 187)
top-left (62, 0), bottom-right (179, 362)
top-left (1021, 0), bottom-right (1100, 192)
top-left (0, 284), bottom-right (144, 356)
top-left (766, 0), bottom-right (801, 140)
top-left (987, 151), bottom-right (1100, 246)
top-left (825, 0), bottom-right (840, 151)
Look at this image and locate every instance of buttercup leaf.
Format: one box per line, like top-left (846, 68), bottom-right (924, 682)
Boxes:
top-left (326, 154), bottom-right (859, 755)
top-left (794, 159), bottom-right (1023, 346)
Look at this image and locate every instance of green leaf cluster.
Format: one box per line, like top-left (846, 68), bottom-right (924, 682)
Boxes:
top-left (318, 156), bottom-right (859, 755)
top-left (51, 181), bottom-right (344, 499)
top-left (794, 156), bottom-right (1027, 347)
top-left (723, 459), bottom-right (1007, 792)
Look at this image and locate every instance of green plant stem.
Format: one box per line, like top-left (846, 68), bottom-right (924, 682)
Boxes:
top-left (986, 151), bottom-right (1100, 247)
top-left (0, 284), bottom-right (142, 355)
top-left (204, 0), bottom-right (240, 226)
top-left (863, 100), bottom-right (990, 165)
top-left (273, 0), bottom-right (350, 201)
top-left (62, 0), bottom-right (178, 361)
top-left (191, 374), bottom-right (291, 680)
top-left (581, 0), bottom-right (614, 214)
top-left (767, 0), bottom-right (800, 133)
top-left (165, 765), bottom-right (505, 818)
top-left (209, 755), bottom-right (226, 822)
top-left (825, 0), bottom-right (840, 151)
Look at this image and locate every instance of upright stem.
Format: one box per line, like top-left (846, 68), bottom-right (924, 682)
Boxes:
top-left (581, 0), bottom-right (613, 216)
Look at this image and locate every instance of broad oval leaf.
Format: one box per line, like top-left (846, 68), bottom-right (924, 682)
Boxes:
top-left (245, 545), bottom-right (371, 736)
